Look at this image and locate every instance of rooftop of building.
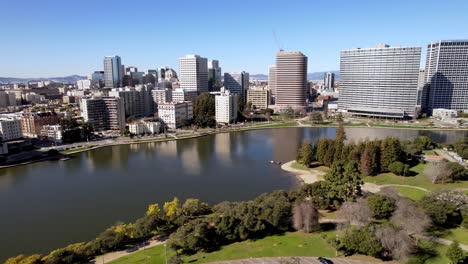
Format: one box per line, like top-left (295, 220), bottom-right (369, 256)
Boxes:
top-left (341, 44), bottom-right (421, 52)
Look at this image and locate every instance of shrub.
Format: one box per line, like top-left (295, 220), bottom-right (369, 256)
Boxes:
top-left (388, 161), bottom-right (410, 176)
top-left (367, 194), bottom-right (395, 219)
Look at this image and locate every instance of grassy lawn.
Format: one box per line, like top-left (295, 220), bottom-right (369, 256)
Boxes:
top-left (418, 241), bottom-right (452, 264)
top-left (363, 163), bottom-right (468, 191)
top-left (108, 244), bottom-right (168, 264)
top-left (440, 227), bottom-right (468, 245)
top-left (291, 162), bottom-right (309, 171)
top-left (391, 186), bottom-right (428, 201)
top-left (320, 210), bottom-right (337, 219)
top-left (183, 231), bottom-right (336, 263)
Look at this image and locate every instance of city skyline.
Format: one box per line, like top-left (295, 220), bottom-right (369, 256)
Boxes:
top-left (1, 0), bottom-right (468, 77)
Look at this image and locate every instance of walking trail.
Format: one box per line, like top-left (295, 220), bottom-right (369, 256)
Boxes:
top-left (90, 238), bottom-right (166, 264)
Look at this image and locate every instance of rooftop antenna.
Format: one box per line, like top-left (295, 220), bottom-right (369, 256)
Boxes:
top-left (272, 30), bottom-right (284, 52)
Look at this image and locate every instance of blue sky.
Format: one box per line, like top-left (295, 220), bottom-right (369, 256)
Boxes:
top-left (1, 0), bottom-right (467, 77)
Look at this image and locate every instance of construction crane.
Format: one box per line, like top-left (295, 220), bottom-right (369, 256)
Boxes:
top-left (272, 30), bottom-right (284, 52)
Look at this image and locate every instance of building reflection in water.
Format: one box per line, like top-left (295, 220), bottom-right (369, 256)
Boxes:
top-left (215, 133), bottom-right (233, 166)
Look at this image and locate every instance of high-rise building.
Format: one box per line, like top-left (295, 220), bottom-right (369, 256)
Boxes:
top-left (208, 60), bottom-right (222, 91)
top-left (215, 89), bottom-right (238, 124)
top-left (0, 90), bottom-right (18, 107)
top-left (104, 56), bottom-right (123, 88)
top-left (81, 97), bottom-right (125, 131)
top-left (0, 117), bottom-right (22, 141)
top-left (275, 51), bottom-right (307, 110)
top-left (339, 44), bottom-right (421, 118)
top-left (179, 54), bottom-right (208, 93)
top-left (108, 85), bottom-right (154, 118)
top-left (152, 88), bottom-right (172, 107)
top-left (247, 87), bottom-right (270, 110)
top-left (224, 72), bottom-right (249, 102)
top-left (157, 101), bottom-right (193, 129)
top-left (324, 72), bottom-right (335, 90)
top-left (268, 65), bottom-right (276, 96)
top-left (424, 40), bottom-right (468, 113)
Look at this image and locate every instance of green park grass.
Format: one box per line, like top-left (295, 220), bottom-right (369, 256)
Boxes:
top-left (440, 227), bottom-right (468, 245)
top-left (363, 164), bottom-right (468, 191)
top-left (109, 244), bottom-right (168, 264)
top-left (291, 162), bottom-right (309, 170)
top-left (391, 186), bottom-right (429, 201)
top-left (183, 231), bottom-right (336, 263)
top-left (60, 146), bottom-right (93, 154)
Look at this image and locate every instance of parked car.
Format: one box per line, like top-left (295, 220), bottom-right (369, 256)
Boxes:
top-left (318, 257), bottom-right (334, 264)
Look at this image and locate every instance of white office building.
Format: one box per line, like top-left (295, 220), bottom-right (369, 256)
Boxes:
top-left (40, 125), bottom-right (63, 144)
top-left (77, 79), bottom-right (91, 90)
top-left (339, 44), bottom-right (421, 118)
top-left (128, 121), bottom-right (161, 135)
top-left (172, 88), bottom-right (198, 103)
top-left (157, 101), bottom-right (193, 129)
top-left (152, 88), bottom-right (172, 106)
top-left (179, 54), bottom-right (208, 93)
top-left (215, 89), bottom-right (238, 124)
top-left (0, 117), bottom-right (23, 141)
top-left (108, 85), bottom-right (154, 118)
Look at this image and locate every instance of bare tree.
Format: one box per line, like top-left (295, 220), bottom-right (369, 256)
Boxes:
top-left (336, 198), bottom-right (372, 227)
top-left (379, 187), bottom-right (400, 201)
top-left (375, 226), bottom-right (416, 260)
top-left (391, 198), bottom-right (431, 235)
top-left (292, 201), bottom-right (319, 233)
top-left (424, 161), bottom-right (452, 183)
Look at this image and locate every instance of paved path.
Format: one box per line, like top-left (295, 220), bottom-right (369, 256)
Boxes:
top-left (207, 256), bottom-right (389, 264)
top-left (90, 239), bottom-right (166, 264)
top-left (414, 235), bottom-right (468, 251)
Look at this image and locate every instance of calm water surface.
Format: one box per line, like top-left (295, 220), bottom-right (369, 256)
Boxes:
top-left (0, 127), bottom-right (466, 260)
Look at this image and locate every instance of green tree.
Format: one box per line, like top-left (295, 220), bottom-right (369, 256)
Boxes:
top-left (338, 225), bottom-right (383, 257)
top-left (309, 111), bottom-right (323, 123)
top-left (193, 93), bottom-right (216, 127)
top-left (324, 161), bottom-right (363, 206)
top-left (388, 161), bottom-right (409, 176)
top-left (316, 138), bottom-right (335, 166)
top-left (297, 141), bottom-right (315, 167)
top-left (367, 194), bottom-right (395, 219)
top-left (380, 137), bottom-right (402, 171)
top-left (181, 198), bottom-right (211, 217)
top-left (333, 124), bottom-right (346, 163)
top-left (164, 197), bottom-right (181, 218)
top-left (360, 141), bottom-right (381, 176)
top-left (446, 241), bottom-right (465, 264)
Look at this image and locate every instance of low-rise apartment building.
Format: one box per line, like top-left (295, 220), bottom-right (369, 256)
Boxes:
top-left (157, 102), bottom-right (193, 129)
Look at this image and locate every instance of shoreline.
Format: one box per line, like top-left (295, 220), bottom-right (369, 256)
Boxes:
top-left (1, 122), bottom-right (467, 169)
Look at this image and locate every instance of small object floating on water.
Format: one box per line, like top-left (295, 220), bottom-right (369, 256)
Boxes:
top-left (60, 156), bottom-right (71, 161)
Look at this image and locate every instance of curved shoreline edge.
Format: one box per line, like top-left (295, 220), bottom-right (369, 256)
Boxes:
top-left (1, 122), bottom-right (467, 170)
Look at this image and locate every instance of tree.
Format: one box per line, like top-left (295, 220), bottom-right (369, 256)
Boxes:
top-left (335, 112), bottom-right (344, 123)
top-left (164, 197), bottom-right (181, 218)
top-left (193, 93), bottom-right (216, 128)
top-left (5, 255), bottom-right (42, 264)
top-left (447, 162), bottom-right (467, 181)
top-left (388, 161), bottom-right (409, 176)
top-left (338, 225), bottom-right (383, 257)
top-left (380, 137), bottom-right (402, 171)
top-left (292, 201), bottom-right (320, 233)
top-left (297, 141), bottom-right (315, 167)
top-left (245, 101), bottom-right (253, 111)
top-left (237, 95), bottom-right (245, 113)
top-left (360, 141), bottom-right (381, 176)
top-left (414, 136), bottom-right (433, 150)
top-left (181, 198), bottom-right (211, 217)
top-left (420, 191), bottom-right (464, 228)
top-left (309, 111), bottom-right (323, 123)
top-left (375, 226), bottom-right (416, 260)
top-left (424, 161), bottom-right (455, 183)
top-left (316, 138), bottom-right (335, 166)
top-left (333, 124), bottom-right (346, 163)
top-left (167, 218), bottom-right (218, 254)
top-left (446, 241), bottom-right (465, 264)
top-left (146, 204), bottom-right (161, 216)
top-left (168, 255), bottom-right (184, 264)
top-left (391, 199), bottom-right (431, 235)
top-left (324, 161), bottom-right (363, 206)
top-left (367, 194), bottom-right (395, 219)
top-left (336, 198), bottom-right (372, 226)
top-left (452, 138), bottom-right (468, 159)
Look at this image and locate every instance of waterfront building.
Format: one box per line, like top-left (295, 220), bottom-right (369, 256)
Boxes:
top-left (224, 72), bottom-right (249, 102)
top-left (324, 72), bottom-right (335, 90)
top-left (424, 40), bottom-right (468, 113)
top-left (215, 89), bottom-right (238, 124)
top-left (21, 111), bottom-right (60, 137)
top-left (40, 125), bottom-right (63, 144)
top-left (128, 121), bottom-right (161, 135)
top-left (339, 44), bottom-right (421, 118)
top-left (157, 101), bottom-right (193, 129)
top-left (172, 88), bottom-right (198, 103)
top-left (80, 97), bottom-right (125, 131)
top-left (179, 54), bottom-right (208, 93)
top-left (275, 51), bottom-right (308, 110)
top-left (268, 65), bottom-right (276, 96)
top-left (0, 117), bottom-right (22, 141)
top-left (432, 108), bottom-right (458, 119)
top-left (247, 88), bottom-right (270, 110)
top-left (208, 60), bottom-right (222, 91)
top-left (104, 56), bottom-right (123, 88)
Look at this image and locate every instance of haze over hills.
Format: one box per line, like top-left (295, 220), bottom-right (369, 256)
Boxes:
top-left (0, 75), bottom-right (87, 84)
top-left (250, 71), bottom-right (340, 81)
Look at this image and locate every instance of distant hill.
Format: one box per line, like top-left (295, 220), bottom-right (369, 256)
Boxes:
top-left (250, 71), bottom-right (339, 81)
top-left (0, 75), bottom-right (87, 84)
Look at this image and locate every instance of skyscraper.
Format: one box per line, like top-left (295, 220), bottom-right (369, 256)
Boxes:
top-left (339, 44), bottom-right (421, 118)
top-left (179, 54), bottom-right (208, 93)
top-left (324, 72), bottom-right (335, 90)
top-left (268, 65), bottom-right (276, 96)
top-left (275, 51), bottom-right (307, 110)
top-left (224, 72), bottom-right (249, 102)
top-left (208, 60), bottom-right (222, 91)
top-left (424, 40), bottom-right (468, 113)
top-left (104, 56), bottom-right (123, 88)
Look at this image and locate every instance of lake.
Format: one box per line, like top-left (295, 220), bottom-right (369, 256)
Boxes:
top-left (0, 127), bottom-right (466, 261)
